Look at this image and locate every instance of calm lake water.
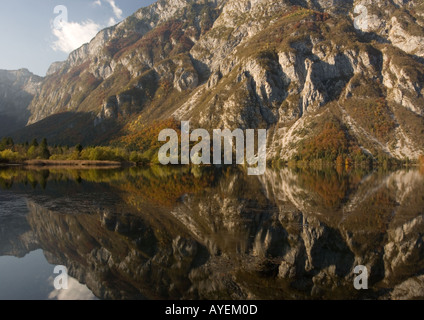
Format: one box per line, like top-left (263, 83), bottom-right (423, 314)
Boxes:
top-left (0, 166), bottom-right (423, 300)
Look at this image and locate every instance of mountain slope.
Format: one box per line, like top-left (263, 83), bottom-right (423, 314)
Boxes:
top-left (0, 69), bottom-right (42, 136)
top-left (9, 0), bottom-right (424, 161)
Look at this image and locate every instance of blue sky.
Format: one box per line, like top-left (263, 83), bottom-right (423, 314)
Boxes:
top-left (0, 0), bottom-right (156, 76)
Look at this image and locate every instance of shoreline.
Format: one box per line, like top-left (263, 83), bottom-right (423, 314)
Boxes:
top-left (0, 160), bottom-right (135, 169)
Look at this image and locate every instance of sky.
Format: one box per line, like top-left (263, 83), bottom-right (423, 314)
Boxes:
top-left (0, 0), bottom-right (156, 76)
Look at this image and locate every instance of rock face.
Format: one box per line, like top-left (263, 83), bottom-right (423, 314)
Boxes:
top-left (0, 69), bottom-right (42, 136)
top-left (391, 275), bottom-right (424, 300)
top-left (353, 0), bottom-right (424, 58)
top-left (4, 0), bottom-right (424, 161)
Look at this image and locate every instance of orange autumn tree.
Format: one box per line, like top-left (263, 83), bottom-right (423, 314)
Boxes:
top-left (300, 121), bottom-right (349, 162)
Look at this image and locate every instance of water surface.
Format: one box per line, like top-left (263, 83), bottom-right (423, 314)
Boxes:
top-left (0, 166), bottom-right (423, 300)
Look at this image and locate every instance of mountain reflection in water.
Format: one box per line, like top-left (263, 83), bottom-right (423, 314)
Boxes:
top-left (0, 166), bottom-right (423, 300)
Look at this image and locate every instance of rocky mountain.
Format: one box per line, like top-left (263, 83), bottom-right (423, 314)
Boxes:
top-left (6, 0), bottom-right (424, 161)
top-left (0, 69), bottom-right (42, 136)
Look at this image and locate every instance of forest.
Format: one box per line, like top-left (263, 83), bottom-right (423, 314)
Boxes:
top-left (0, 137), bottom-right (148, 165)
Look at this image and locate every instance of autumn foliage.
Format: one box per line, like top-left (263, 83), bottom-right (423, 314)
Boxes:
top-left (300, 121), bottom-right (349, 161)
top-left (347, 97), bottom-right (396, 143)
top-left (115, 118), bottom-right (181, 162)
top-left (297, 120), bottom-right (367, 165)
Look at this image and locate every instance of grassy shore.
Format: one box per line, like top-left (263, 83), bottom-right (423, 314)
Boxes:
top-left (0, 159), bottom-right (131, 168)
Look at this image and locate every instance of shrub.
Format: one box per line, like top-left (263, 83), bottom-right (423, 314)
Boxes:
top-left (256, 48), bottom-right (278, 71)
top-left (0, 149), bottom-right (22, 162)
top-left (80, 147), bottom-right (128, 161)
top-left (129, 151), bottom-right (149, 164)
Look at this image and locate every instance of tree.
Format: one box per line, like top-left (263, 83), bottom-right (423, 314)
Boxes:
top-left (27, 146), bottom-right (37, 159)
top-left (31, 139), bottom-right (39, 147)
top-left (41, 144), bottom-right (51, 160)
top-left (36, 138), bottom-right (51, 160)
top-left (75, 144), bottom-right (83, 153)
top-left (41, 138), bottom-right (48, 149)
top-left (0, 137), bottom-right (14, 151)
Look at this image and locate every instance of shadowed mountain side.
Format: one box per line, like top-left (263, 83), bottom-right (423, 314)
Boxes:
top-left (0, 69), bottom-right (42, 136)
top-left (0, 114), bottom-right (28, 138)
top-left (10, 112), bottom-right (123, 146)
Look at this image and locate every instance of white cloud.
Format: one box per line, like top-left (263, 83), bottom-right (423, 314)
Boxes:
top-left (51, 0), bottom-right (124, 53)
top-left (108, 17), bottom-right (117, 26)
top-left (48, 276), bottom-right (97, 300)
top-left (105, 0), bottom-right (123, 19)
top-left (52, 20), bottom-right (102, 53)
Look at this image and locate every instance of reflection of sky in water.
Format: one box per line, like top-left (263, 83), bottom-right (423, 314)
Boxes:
top-left (0, 250), bottom-right (96, 300)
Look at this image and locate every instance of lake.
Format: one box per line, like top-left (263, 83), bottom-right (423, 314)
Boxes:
top-left (0, 166), bottom-right (423, 300)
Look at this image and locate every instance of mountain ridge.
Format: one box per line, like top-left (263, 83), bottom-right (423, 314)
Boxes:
top-left (2, 0), bottom-right (424, 162)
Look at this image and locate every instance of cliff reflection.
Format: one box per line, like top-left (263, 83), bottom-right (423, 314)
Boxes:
top-left (0, 166), bottom-right (423, 300)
